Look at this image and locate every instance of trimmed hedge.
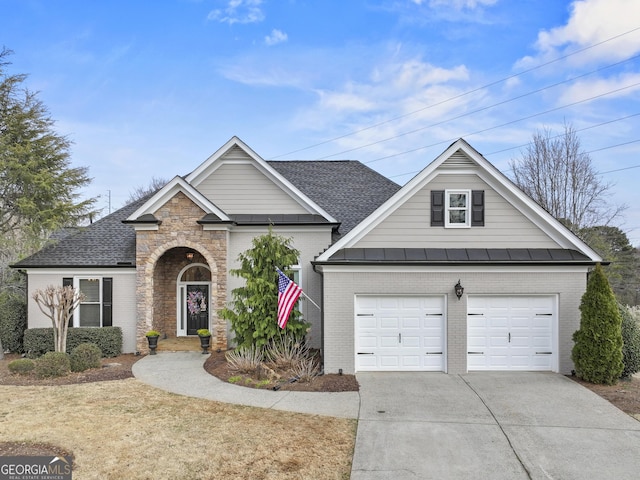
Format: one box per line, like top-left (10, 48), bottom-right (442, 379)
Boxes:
top-left (35, 352), bottom-right (71, 378)
top-left (8, 358), bottom-right (35, 375)
top-left (0, 292), bottom-right (27, 353)
top-left (70, 343), bottom-right (102, 372)
top-left (23, 327), bottom-right (122, 358)
top-left (620, 304), bottom-right (640, 379)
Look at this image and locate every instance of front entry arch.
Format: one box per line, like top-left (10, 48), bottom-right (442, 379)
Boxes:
top-left (177, 263), bottom-right (212, 336)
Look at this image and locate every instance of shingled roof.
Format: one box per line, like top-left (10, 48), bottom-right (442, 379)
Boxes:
top-left (12, 160), bottom-right (400, 268)
top-left (269, 160), bottom-right (401, 236)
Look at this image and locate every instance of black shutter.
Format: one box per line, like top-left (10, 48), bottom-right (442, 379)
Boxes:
top-left (63, 278), bottom-right (74, 327)
top-left (471, 190), bottom-right (484, 226)
top-left (103, 278), bottom-right (113, 327)
top-left (431, 190), bottom-right (445, 226)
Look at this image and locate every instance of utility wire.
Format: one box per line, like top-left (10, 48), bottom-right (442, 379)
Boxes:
top-left (318, 54), bottom-right (640, 159)
top-left (388, 138), bottom-right (640, 180)
top-left (363, 80), bottom-right (640, 166)
top-left (270, 26), bottom-right (640, 160)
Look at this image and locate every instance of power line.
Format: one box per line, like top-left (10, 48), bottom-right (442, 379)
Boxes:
top-left (270, 26), bottom-right (640, 160)
top-left (317, 54), bottom-right (640, 160)
top-left (482, 112), bottom-right (640, 157)
top-left (364, 80), bottom-right (640, 166)
top-left (387, 138), bottom-right (640, 180)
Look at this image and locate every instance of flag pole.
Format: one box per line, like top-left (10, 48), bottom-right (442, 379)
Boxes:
top-left (301, 291), bottom-right (321, 311)
top-left (276, 266), bottom-right (321, 311)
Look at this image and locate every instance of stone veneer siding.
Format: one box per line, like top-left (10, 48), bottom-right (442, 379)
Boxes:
top-left (135, 192), bottom-right (228, 353)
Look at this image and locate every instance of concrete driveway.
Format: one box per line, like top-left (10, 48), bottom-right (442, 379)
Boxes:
top-left (352, 372), bottom-right (640, 479)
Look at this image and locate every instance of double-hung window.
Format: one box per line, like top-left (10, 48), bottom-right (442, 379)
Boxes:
top-left (446, 190), bottom-right (470, 228)
top-left (431, 189), bottom-right (484, 228)
top-left (64, 277), bottom-right (113, 327)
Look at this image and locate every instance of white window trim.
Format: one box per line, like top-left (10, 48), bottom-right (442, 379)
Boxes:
top-left (74, 277), bottom-right (103, 327)
top-left (289, 263), bottom-right (303, 318)
top-left (445, 189), bottom-right (471, 228)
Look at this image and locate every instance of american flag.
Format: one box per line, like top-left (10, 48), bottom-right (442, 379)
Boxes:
top-left (276, 267), bottom-right (302, 329)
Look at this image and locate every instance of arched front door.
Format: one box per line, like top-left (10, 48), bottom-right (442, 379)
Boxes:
top-left (177, 263), bottom-right (211, 336)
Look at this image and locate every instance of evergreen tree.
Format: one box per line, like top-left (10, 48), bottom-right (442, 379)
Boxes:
top-left (572, 263), bottom-right (623, 384)
top-left (220, 228), bottom-right (309, 348)
top-left (619, 304), bottom-right (640, 379)
top-left (0, 48), bottom-right (96, 293)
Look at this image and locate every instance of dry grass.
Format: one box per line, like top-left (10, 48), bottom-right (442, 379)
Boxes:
top-left (0, 379), bottom-right (356, 479)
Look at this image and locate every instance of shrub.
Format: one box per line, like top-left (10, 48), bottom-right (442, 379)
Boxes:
top-left (225, 346), bottom-right (264, 373)
top-left (8, 358), bottom-right (35, 375)
top-left (265, 333), bottom-right (312, 370)
top-left (291, 357), bottom-right (321, 383)
top-left (0, 292), bottom-right (27, 353)
top-left (219, 228), bottom-right (309, 348)
top-left (24, 327), bottom-right (122, 358)
top-left (620, 304), bottom-right (640, 379)
top-left (35, 352), bottom-right (71, 378)
top-left (572, 264), bottom-right (623, 385)
top-left (70, 343), bottom-right (102, 372)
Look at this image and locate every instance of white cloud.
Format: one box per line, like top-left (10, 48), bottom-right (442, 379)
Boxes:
top-left (265, 29), bottom-right (288, 46)
top-left (557, 72), bottom-right (640, 105)
top-left (518, 0), bottom-right (640, 66)
top-left (207, 0), bottom-right (264, 25)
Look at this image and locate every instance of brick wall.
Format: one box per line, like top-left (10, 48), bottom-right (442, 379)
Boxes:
top-left (322, 267), bottom-right (587, 375)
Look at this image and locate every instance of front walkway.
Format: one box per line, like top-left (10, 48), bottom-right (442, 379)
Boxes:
top-left (131, 351), bottom-right (360, 419)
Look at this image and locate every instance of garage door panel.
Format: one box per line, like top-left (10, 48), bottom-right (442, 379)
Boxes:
top-left (356, 295), bottom-right (445, 372)
top-left (468, 295), bottom-right (556, 372)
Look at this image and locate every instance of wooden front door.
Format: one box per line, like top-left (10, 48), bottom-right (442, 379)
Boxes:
top-left (186, 284), bottom-right (209, 335)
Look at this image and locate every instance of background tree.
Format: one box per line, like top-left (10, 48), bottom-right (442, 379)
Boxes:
top-left (509, 122), bottom-right (625, 232)
top-left (32, 285), bottom-right (85, 353)
top-left (0, 48), bottom-right (96, 294)
top-left (220, 229), bottom-right (309, 348)
top-left (572, 263), bottom-right (623, 385)
top-left (580, 226), bottom-right (640, 306)
top-left (125, 176), bottom-right (168, 205)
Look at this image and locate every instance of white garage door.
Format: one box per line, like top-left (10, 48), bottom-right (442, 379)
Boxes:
top-left (355, 295), bottom-right (445, 372)
top-left (467, 295), bottom-right (556, 371)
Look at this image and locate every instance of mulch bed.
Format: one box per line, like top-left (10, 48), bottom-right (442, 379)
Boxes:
top-left (569, 375), bottom-right (640, 417)
top-left (203, 349), bottom-right (359, 392)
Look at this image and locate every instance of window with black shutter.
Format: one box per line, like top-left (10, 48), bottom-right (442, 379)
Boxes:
top-left (471, 190), bottom-right (485, 226)
top-left (431, 190), bottom-right (485, 228)
top-left (431, 190), bottom-right (445, 226)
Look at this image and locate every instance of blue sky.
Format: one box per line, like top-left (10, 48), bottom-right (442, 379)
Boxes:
top-left (2, 0), bottom-right (640, 245)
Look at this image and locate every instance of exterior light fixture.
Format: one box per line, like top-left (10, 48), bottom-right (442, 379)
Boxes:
top-left (455, 280), bottom-right (464, 300)
top-left (186, 251), bottom-right (195, 261)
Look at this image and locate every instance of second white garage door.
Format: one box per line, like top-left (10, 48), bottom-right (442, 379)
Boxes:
top-left (467, 295), bottom-right (557, 371)
top-left (355, 295), bottom-right (445, 372)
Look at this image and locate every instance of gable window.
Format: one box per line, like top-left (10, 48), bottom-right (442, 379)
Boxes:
top-left (446, 190), bottom-right (470, 227)
top-left (431, 190), bottom-right (484, 228)
top-left (64, 277), bottom-right (113, 327)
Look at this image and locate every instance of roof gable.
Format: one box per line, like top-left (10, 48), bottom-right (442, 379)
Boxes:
top-left (316, 138), bottom-right (602, 262)
top-left (125, 176), bottom-right (230, 223)
top-left (185, 136), bottom-right (337, 223)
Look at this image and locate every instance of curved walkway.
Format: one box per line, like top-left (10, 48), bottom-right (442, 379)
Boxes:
top-left (131, 351), bottom-right (360, 419)
top-left (133, 352), bottom-right (640, 479)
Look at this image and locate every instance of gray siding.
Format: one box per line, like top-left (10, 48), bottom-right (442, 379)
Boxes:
top-left (25, 269), bottom-right (138, 354)
top-left (355, 173), bottom-right (559, 249)
top-left (322, 267), bottom-right (587, 375)
top-left (196, 160), bottom-right (309, 215)
top-left (227, 227), bottom-right (333, 348)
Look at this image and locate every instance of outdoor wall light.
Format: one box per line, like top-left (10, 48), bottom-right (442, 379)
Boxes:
top-left (455, 280), bottom-right (464, 300)
top-left (186, 251), bottom-right (195, 261)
